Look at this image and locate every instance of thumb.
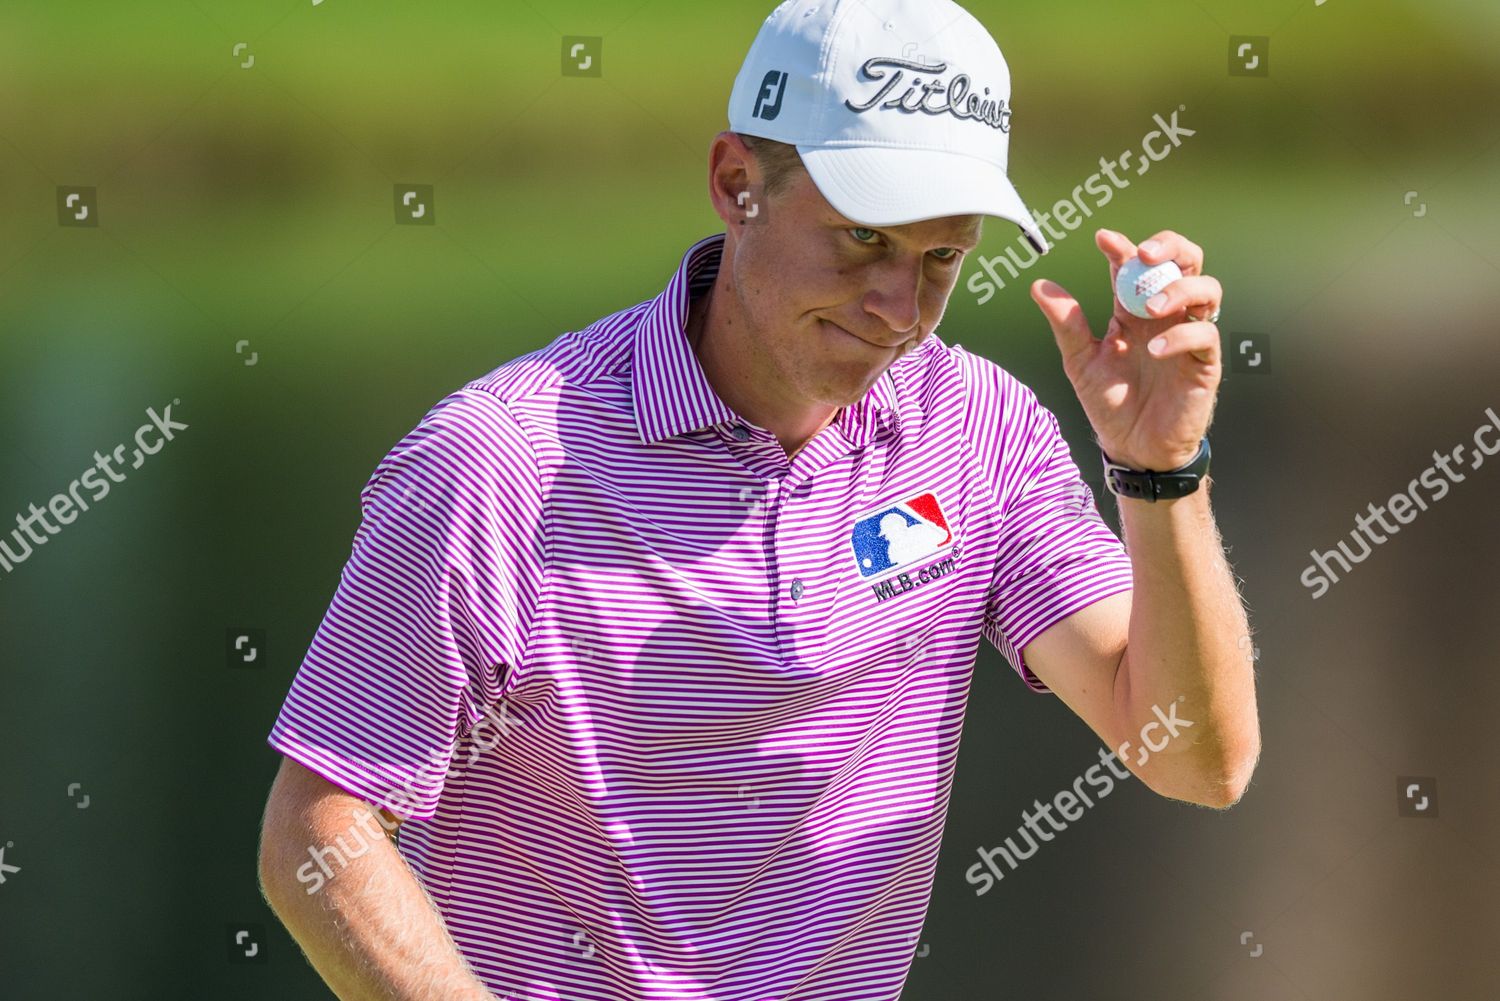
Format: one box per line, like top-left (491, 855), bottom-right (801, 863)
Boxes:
top-left (1029, 279), bottom-right (1095, 363)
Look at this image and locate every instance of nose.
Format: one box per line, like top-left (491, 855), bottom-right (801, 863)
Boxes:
top-left (862, 253), bottom-right (924, 338)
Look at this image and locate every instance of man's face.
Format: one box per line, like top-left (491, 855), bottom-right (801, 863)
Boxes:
top-left (726, 166), bottom-right (983, 409)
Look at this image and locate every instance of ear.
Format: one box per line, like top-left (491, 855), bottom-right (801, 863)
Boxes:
top-left (707, 131), bottom-right (761, 230)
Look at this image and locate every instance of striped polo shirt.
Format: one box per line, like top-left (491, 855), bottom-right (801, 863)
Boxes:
top-left (267, 232), bottom-right (1134, 1001)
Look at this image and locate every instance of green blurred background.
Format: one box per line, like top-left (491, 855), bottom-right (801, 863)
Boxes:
top-left (2, 1), bottom-right (1498, 998)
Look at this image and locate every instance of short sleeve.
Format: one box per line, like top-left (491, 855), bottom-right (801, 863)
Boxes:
top-left (952, 346), bottom-right (1134, 694)
top-left (267, 388), bottom-right (544, 820)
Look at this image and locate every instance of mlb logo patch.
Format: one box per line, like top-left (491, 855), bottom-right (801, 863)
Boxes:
top-left (850, 492), bottom-right (953, 578)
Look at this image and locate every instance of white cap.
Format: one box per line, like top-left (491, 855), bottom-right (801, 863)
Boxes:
top-left (728, 0), bottom-right (1049, 255)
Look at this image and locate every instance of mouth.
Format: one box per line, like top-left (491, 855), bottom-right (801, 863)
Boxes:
top-left (821, 318), bottom-right (903, 352)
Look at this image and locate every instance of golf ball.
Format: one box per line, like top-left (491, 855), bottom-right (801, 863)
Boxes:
top-left (1115, 256), bottom-right (1182, 318)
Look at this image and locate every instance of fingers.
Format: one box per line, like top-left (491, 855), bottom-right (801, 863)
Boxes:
top-left (1029, 278), bottom-right (1096, 362)
top-left (1142, 274), bottom-right (1222, 319)
top-left (1136, 230), bottom-right (1204, 276)
top-left (1092, 230), bottom-right (1221, 340)
top-left (1094, 228), bottom-right (1139, 268)
top-left (1147, 321), bottom-right (1220, 364)
top-left (1094, 228), bottom-right (1135, 290)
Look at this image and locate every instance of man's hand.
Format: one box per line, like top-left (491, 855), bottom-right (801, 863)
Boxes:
top-left (1029, 228), bottom-right (1224, 472)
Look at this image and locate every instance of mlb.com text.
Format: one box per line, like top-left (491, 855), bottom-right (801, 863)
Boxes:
top-left (869, 545), bottom-right (960, 601)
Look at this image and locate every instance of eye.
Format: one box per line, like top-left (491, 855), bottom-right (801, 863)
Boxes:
top-left (849, 227), bottom-right (880, 245)
top-left (931, 247), bottom-right (961, 261)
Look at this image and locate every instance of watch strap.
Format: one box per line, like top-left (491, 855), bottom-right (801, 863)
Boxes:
top-left (1101, 437), bottom-right (1211, 502)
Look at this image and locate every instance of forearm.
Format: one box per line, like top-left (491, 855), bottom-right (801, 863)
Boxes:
top-left (259, 807), bottom-right (495, 1001)
top-left (1113, 479), bottom-right (1260, 806)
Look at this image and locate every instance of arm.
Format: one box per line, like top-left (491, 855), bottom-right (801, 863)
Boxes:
top-left (1023, 227), bottom-right (1260, 808)
top-left (257, 391), bottom-right (544, 998)
top-left (1116, 482), bottom-right (1258, 804)
top-left (257, 756), bottom-right (496, 1001)
top-left (1022, 482), bottom-right (1259, 808)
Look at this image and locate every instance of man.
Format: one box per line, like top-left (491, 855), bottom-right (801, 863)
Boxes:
top-left (256, 1), bottom-right (1259, 999)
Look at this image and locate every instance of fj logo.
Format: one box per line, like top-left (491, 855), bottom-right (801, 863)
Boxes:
top-left (753, 70), bottom-right (788, 121)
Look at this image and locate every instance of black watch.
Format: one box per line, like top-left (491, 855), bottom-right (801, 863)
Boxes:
top-left (1101, 437), bottom-right (1211, 502)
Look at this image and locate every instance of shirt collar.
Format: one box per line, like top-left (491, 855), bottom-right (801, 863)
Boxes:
top-left (632, 233), bottom-right (738, 444)
top-left (632, 232), bottom-right (901, 446)
top-left (833, 364), bottom-right (901, 448)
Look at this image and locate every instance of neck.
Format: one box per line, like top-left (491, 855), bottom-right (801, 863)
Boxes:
top-left (686, 267), bottom-right (838, 460)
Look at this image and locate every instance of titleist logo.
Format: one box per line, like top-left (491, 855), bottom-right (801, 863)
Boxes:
top-left (843, 56), bottom-right (1011, 132)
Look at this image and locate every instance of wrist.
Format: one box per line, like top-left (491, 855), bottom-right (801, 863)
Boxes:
top-left (1101, 437), bottom-right (1211, 503)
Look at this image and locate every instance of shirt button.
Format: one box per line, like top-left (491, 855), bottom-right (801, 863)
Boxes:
top-left (731, 424), bottom-right (752, 442)
top-left (790, 578), bottom-right (805, 601)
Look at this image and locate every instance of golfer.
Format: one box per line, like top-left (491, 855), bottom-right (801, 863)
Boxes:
top-left (257, 1), bottom-right (1259, 998)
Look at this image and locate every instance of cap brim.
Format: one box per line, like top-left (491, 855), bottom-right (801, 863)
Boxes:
top-left (796, 144), bottom-right (1050, 255)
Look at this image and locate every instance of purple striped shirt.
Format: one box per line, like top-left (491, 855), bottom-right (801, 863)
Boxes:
top-left (268, 232), bottom-right (1134, 1000)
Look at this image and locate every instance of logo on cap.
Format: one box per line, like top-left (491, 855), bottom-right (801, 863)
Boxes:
top-left (844, 56), bottom-right (1011, 133)
top-left (753, 70), bottom-right (788, 121)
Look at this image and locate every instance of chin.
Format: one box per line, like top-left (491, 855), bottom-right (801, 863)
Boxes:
top-left (814, 367), bottom-right (885, 407)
